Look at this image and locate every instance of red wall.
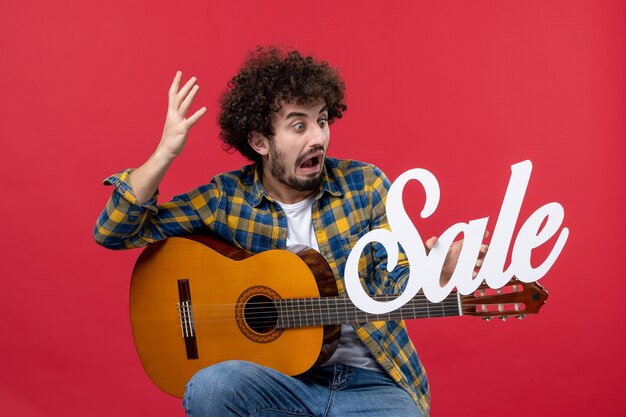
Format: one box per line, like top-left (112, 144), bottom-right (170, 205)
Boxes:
top-left (1, 1), bottom-right (624, 416)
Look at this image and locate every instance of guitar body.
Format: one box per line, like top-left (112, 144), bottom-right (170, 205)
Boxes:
top-left (130, 235), bottom-right (340, 398)
top-left (129, 235), bottom-right (549, 398)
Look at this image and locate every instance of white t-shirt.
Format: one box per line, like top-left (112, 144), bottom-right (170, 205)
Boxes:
top-left (276, 196), bottom-right (383, 372)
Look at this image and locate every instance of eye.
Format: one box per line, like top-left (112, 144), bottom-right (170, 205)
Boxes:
top-left (318, 118), bottom-right (328, 128)
top-left (292, 122), bottom-right (305, 132)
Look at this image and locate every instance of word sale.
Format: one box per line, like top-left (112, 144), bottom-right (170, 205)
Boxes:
top-left (344, 160), bottom-right (569, 314)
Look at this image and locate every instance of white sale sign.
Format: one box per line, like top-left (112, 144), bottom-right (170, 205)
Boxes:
top-left (344, 160), bottom-right (569, 314)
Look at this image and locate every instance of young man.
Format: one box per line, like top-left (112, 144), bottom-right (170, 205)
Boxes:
top-left (95, 47), bottom-right (484, 417)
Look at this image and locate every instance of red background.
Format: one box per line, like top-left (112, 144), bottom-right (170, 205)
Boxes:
top-left (1, 1), bottom-right (624, 416)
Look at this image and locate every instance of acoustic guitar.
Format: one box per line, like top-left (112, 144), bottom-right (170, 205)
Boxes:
top-left (130, 234), bottom-right (548, 398)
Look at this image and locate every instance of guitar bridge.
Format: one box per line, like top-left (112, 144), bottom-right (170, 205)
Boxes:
top-left (177, 279), bottom-right (198, 360)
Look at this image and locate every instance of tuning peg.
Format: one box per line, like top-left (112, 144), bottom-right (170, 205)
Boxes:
top-left (498, 316), bottom-right (508, 321)
top-left (515, 314), bottom-right (526, 320)
top-left (482, 316), bottom-right (493, 321)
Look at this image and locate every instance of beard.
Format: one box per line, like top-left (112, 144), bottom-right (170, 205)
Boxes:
top-left (267, 141), bottom-right (324, 192)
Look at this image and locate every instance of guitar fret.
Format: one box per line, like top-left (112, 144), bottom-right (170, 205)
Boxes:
top-left (276, 300), bottom-right (283, 329)
top-left (295, 298), bottom-right (302, 327)
top-left (296, 299), bottom-right (300, 327)
top-left (287, 299), bottom-right (291, 327)
top-left (328, 297), bottom-right (332, 325)
top-left (281, 299), bottom-right (286, 328)
top-left (318, 298), bottom-right (322, 326)
top-left (296, 298), bottom-right (300, 327)
top-left (325, 297), bottom-right (330, 326)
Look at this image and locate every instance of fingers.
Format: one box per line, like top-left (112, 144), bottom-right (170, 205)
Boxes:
top-left (425, 236), bottom-right (438, 253)
top-left (176, 76), bottom-right (198, 110)
top-left (476, 230), bottom-right (490, 262)
top-left (425, 236), bottom-right (437, 249)
top-left (166, 71), bottom-right (206, 129)
top-left (186, 106), bottom-right (207, 127)
top-left (429, 231), bottom-right (490, 279)
top-left (473, 243), bottom-right (489, 277)
top-left (168, 71), bottom-right (183, 109)
top-left (476, 229), bottom-right (490, 263)
top-left (179, 84), bottom-right (200, 116)
top-left (168, 72), bottom-right (200, 112)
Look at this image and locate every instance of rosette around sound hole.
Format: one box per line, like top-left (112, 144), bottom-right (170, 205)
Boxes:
top-left (235, 286), bottom-right (284, 343)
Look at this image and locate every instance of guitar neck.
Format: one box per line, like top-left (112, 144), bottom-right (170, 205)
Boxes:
top-left (275, 292), bottom-right (461, 328)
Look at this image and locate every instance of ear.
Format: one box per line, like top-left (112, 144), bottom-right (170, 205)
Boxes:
top-left (248, 132), bottom-right (270, 157)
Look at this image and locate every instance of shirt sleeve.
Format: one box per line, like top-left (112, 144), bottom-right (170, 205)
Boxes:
top-left (367, 165), bottom-right (412, 294)
top-left (93, 169), bottom-right (218, 249)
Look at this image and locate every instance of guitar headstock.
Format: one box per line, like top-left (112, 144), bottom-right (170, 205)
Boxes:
top-left (460, 278), bottom-right (548, 321)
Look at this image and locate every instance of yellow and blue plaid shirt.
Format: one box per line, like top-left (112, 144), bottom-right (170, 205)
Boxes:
top-left (94, 157), bottom-right (430, 415)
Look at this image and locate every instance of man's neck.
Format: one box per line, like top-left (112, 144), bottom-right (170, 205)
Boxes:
top-left (260, 171), bottom-right (316, 204)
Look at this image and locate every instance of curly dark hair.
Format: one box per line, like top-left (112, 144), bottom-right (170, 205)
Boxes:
top-left (218, 46), bottom-right (347, 163)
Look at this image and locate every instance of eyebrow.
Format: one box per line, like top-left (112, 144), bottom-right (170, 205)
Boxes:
top-left (284, 106), bottom-right (328, 120)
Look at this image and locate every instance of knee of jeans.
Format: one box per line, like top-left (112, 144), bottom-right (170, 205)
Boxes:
top-left (185, 360), bottom-right (258, 401)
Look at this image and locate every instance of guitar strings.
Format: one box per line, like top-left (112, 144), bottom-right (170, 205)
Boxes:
top-left (186, 292), bottom-right (460, 311)
top-left (183, 288), bottom-right (513, 312)
top-left (182, 303), bottom-right (461, 327)
top-left (172, 301), bottom-right (524, 330)
top-left (174, 299), bottom-right (463, 328)
top-left (179, 301), bottom-right (461, 321)
top-left (170, 294), bottom-right (521, 330)
top-left (185, 298), bottom-right (462, 315)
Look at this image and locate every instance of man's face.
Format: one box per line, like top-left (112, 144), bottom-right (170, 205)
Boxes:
top-left (266, 100), bottom-right (330, 193)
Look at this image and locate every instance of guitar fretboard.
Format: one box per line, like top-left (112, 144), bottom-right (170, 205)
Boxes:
top-left (275, 292), bottom-right (461, 329)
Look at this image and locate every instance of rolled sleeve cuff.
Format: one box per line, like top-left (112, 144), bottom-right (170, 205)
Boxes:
top-left (103, 169), bottom-right (159, 214)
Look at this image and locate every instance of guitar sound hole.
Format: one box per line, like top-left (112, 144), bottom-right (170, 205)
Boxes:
top-left (244, 295), bottom-right (278, 334)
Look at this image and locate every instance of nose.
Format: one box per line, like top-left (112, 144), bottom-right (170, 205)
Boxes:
top-left (308, 123), bottom-right (328, 148)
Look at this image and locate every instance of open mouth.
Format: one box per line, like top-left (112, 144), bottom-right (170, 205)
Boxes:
top-left (297, 149), bottom-right (324, 175)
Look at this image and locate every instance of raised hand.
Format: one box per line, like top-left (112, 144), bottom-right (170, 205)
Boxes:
top-left (128, 72), bottom-right (207, 204)
top-left (157, 71), bottom-right (207, 159)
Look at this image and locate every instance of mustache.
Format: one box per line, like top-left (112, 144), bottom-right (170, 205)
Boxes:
top-left (296, 146), bottom-right (325, 166)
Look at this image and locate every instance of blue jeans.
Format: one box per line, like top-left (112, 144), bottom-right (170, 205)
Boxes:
top-left (183, 361), bottom-right (425, 417)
